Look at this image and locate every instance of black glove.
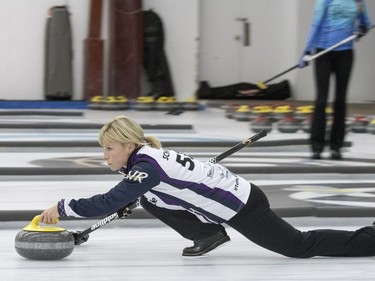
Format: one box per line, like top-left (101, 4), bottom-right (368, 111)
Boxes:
top-left (357, 25), bottom-right (368, 40)
top-left (117, 199), bottom-right (140, 219)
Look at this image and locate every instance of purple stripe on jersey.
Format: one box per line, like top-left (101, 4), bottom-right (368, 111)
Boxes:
top-left (134, 152), bottom-right (246, 213)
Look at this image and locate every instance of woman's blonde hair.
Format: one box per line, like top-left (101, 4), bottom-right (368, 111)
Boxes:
top-left (98, 116), bottom-right (161, 149)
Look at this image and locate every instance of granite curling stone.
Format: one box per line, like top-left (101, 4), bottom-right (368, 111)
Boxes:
top-left (233, 105), bottom-right (251, 121)
top-left (155, 96), bottom-right (179, 111)
top-left (133, 96), bottom-right (156, 111)
top-left (351, 115), bottom-right (369, 133)
top-left (225, 103), bottom-right (240, 119)
top-left (88, 95), bottom-right (105, 110)
top-left (250, 115), bottom-right (273, 133)
top-left (277, 115), bottom-right (300, 133)
top-left (15, 215), bottom-right (75, 260)
top-left (100, 96), bottom-right (129, 110)
top-left (272, 105), bottom-right (294, 122)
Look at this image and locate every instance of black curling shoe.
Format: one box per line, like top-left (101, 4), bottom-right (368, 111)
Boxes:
top-left (331, 150), bottom-right (342, 160)
top-left (312, 152), bottom-right (321, 160)
top-left (182, 230), bottom-right (230, 257)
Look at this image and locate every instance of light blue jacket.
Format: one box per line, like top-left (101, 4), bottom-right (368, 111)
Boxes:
top-left (305, 0), bottom-right (372, 52)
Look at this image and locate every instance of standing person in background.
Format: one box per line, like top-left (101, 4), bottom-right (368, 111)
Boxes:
top-left (299, 0), bottom-right (372, 160)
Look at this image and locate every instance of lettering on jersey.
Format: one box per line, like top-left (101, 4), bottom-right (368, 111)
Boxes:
top-left (207, 166), bottom-right (214, 178)
top-left (217, 166), bottom-right (226, 178)
top-left (125, 170), bottom-right (148, 183)
top-left (150, 197), bottom-right (157, 205)
top-left (162, 149), bottom-right (170, 160)
top-left (176, 153), bottom-right (195, 171)
top-left (234, 176), bottom-right (239, 191)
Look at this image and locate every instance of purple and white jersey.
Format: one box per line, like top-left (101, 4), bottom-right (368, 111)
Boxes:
top-left (135, 146), bottom-right (251, 223)
top-left (61, 146), bottom-right (251, 223)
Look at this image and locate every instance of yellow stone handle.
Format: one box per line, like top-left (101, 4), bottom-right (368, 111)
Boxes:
top-left (23, 215), bottom-right (65, 232)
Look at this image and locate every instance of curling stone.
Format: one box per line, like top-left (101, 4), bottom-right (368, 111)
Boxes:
top-left (181, 96), bottom-right (201, 111)
top-left (277, 114), bottom-right (300, 133)
top-left (294, 105), bottom-right (314, 123)
top-left (351, 115), bottom-right (369, 133)
top-left (233, 105), bottom-right (252, 121)
top-left (113, 96), bottom-right (129, 110)
top-left (368, 118), bottom-right (375, 134)
top-left (250, 114), bottom-right (272, 133)
top-left (15, 215), bottom-right (74, 260)
top-left (225, 103), bottom-right (240, 119)
top-left (88, 95), bottom-right (105, 110)
top-left (155, 96), bottom-right (179, 111)
top-left (133, 96), bottom-right (155, 110)
top-left (272, 105), bottom-right (294, 122)
top-left (100, 96), bottom-right (129, 110)
top-left (249, 105), bottom-right (273, 121)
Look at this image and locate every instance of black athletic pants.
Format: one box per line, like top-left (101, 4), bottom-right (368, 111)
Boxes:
top-left (141, 196), bottom-right (225, 241)
top-left (310, 49), bottom-right (353, 153)
top-left (141, 184), bottom-right (375, 257)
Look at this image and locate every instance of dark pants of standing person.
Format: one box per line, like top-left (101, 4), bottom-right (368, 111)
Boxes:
top-left (310, 49), bottom-right (354, 153)
top-left (141, 183), bottom-right (375, 258)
